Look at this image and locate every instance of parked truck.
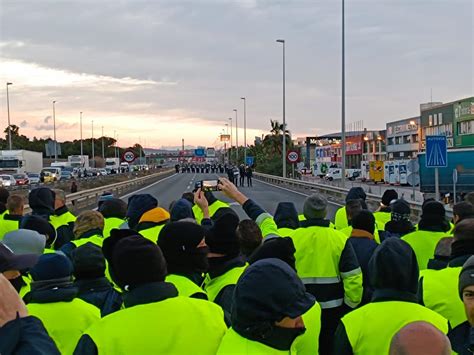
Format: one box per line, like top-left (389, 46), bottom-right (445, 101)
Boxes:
top-left (0, 150), bottom-right (43, 174)
top-left (68, 155), bottom-right (90, 169)
top-left (418, 148), bottom-right (474, 194)
top-left (105, 158), bottom-right (121, 174)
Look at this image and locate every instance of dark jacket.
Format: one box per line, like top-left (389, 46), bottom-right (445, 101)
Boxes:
top-left (449, 321), bottom-right (473, 355)
top-left (74, 282), bottom-right (178, 355)
top-left (126, 194), bottom-right (158, 230)
top-left (333, 238), bottom-right (420, 355)
top-left (29, 188), bottom-right (55, 218)
top-left (0, 316), bottom-right (60, 355)
top-left (74, 278), bottom-right (122, 317)
top-left (274, 202), bottom-right (299, 230)
top-left (347, 229), bottom-right (378, 305)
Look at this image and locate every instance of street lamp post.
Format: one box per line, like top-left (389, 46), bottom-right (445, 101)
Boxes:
top-left (102, 126), bottom-right (105, 160)
top-left (53, 101), bottom-right (58, 161)
top-left (341, 0), bottom-right (347, 188)
top-left (233, 109), bottom-right (239, 163)
top-left (80, 112), bottom-right (83, 157)
top-left (91, 120), bottom-right (95, 167)
top-left (6, 83), bottom-right (13, 150)
top-left (276, 39), bottom-right (286, 178)
top-left (228, 117), bottom-right (233, 164)
top-left (241, 97), bottom-right (247, 165)
top-left (114, 130), bottom-right (117, 158)
top-left (225, 123), bottom-right (229, 164)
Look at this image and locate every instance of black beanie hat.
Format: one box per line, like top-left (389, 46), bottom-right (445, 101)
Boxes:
top-left (72, 243), bottom-right (106, 279)
top-left (206, 208), bottom-right (240, 256)
top-left (352, 210), bottom-right (376, 235)
top-left (248, 237), bottom-right (296, 271)
top-left (98, 198), bottom-right (128, 219)
top-left (106, 234), bottom-right (167, 290)
top-left (391, 199), bottom-right (411, 222)
top-left (382, 189), bottom-right (398, 207)
top-left (459, 255), bottom-right (474, 299)
top-left (158, 221), bottom-right (206, 264)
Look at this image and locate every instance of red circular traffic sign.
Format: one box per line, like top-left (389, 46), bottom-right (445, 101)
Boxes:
top-left (122, 150), bottom-right (136, 163)
top-left (287, 150), bottom-right (300, 163)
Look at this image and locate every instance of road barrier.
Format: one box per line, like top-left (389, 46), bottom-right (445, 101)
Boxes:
top-left (24, 169), bottom-right (175, 214)
top-left (254, 172), bottom-right (453, 221)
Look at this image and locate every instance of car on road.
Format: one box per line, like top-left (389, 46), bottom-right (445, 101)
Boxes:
top-left (41, 167), bottom-right (61, 182)
top-left (42, 171), bottom-right (55, 183)
top-left (60, 170), bottom-right (73, 180)
top-left (98, 169), bottom-right (107, 176)
top-left (13, 173), bottom-right (29, 186)
top-left (0, 175), bottom-right (17, 187)
top-left (27, 173), bottom-right (41, 185)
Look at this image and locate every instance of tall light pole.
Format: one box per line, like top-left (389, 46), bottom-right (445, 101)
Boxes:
top-left (91, 120), bottom-right (95, 167)
top-left (276, 39), bottom-right (286, 178)
top-left (101, 126), bottom-right (105, 160)
top-left (80, 112), bottom-right (83, 157)
top-left (52, 100), bottom-right (58, 161)
top-left (225, 123), bottom-right (229, 164)
top-left (114, 130), bottom-right (117, 158)
top-left (228, 117), bottom-right (233, 163)
top-left (6, 83), bottom-right (13, 150)
top-left (233, 109), bottom-right (238, 163)
top-left (241, 97), bottom-right (247, 165)
top-left (341, 0), bottom-right (347, 188)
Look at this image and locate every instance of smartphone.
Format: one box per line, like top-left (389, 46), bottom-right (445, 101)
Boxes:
top-left (201, 180), bottom-right (220, 191)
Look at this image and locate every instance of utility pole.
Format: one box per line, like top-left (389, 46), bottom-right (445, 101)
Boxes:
top-left (91, 120), bottom-right (95, 167)
top-left (341, 0), bottom-right (347, 188)
top-left (6, 83), bottom-right (13, 150)
top-left (101, 126), bottom-right (105, 160)
top-left (233, 109), bottom-right (238, 163)
top-left (241, 97), bottom-right (247, 165)
top-left (80, 112), bottom-right (83, 157)
top-left (276, 39), bottom-right (286, 177)
top-left (53, 101), bottom-right (57, 161)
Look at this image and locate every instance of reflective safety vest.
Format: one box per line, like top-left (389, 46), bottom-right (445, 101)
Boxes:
top-left (103, 217), bottom-right (125, 238)
top-left (50, 210), bottom-right (76, 230)
top-left (373, 211), bottom-right (391, 231)
top-left (217, 328), bottom-right (293, 355)
top-left (0, 214), bottom-right (21, 240)
top-left (166, 274), bottom-right (207, 298)
top-left (19, 275), bottom-right (32, 299)
top-left (139, 224), bottom-right (166, 243)
top-left (342, 301), bottom-right (448, 354)
top-left (290, 225), bottom-right (362, 309)
top-left (277, 227), bottom-right (296, 238)
top-left (85, 296), bottom-right (226, 355)
top-left (71, 234), bottom-right (103, 248)
top-left (193, 200), bottom-right (230, 224)
top-left (293, 302), bottom-right (321, 355)
top-left (420, 266), bottom-right (466, 328)
top-left (27, 298), bottom-right (100, 354)
top-left (401, 230), bottom-right (452, 271)
top-left (203, 265), bottom-right (247, 302)
top-left (334, 206), bottom-right (348, 230)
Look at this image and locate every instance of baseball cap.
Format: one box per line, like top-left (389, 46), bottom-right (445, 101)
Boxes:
top-left (0, 243), bottom-right (39, 272)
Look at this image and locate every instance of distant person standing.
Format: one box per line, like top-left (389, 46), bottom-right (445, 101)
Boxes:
top-left (70, 180), bottom-right (78, 194)
top-left (245, 165), bottom-right (253, 187)
top-left (239, 165), bottom-right (245, 187)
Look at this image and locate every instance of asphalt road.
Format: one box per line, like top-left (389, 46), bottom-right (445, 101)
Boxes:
top-left (122, 172), bottom-right (341, 222)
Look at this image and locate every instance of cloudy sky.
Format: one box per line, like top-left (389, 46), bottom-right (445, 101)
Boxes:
top-left (0, 0), bottom-right (472, 148)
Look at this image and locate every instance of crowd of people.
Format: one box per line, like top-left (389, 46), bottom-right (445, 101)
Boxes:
top-left (0, 178), bottom-right (473, 354)
top-left (175, 163), bottom-right (254, 187)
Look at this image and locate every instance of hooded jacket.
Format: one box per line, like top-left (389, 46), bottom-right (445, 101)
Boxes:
top-left (274, 202), bottom-right (299, 230)
top-left (29, 188), bottom-right (55, 218)
top-left (126, 194), bottom-right (158, 230)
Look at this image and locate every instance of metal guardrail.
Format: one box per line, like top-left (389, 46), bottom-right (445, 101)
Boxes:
top-left (253, 172), bottom-right (447, 221)
top-left (23, 169), bottom-right (175, 214)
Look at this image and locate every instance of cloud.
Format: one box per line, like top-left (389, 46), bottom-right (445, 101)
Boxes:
top-left (44, 116), bottom-right (51, 123)
top-left (19, 120), bottom-right (28, 128)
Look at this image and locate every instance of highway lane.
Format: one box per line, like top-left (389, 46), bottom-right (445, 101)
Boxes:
top-left (122, 172), bottom-right (341, 222)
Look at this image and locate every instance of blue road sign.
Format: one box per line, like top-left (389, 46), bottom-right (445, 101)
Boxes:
top-left (246, 156), bottom-right (254, 166)
top-left (426, 135), bottom-right (448, 168)
top-left (194, 148), bottom-right (205, 157)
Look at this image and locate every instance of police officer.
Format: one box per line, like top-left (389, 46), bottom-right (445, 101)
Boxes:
top-left (74, 232), bottom-right (227, 354)
top-left (333, 238), bottom-right (448, 354)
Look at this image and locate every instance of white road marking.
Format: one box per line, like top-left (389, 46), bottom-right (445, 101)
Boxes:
top-left (120, 173), bottom-right (178, 200)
